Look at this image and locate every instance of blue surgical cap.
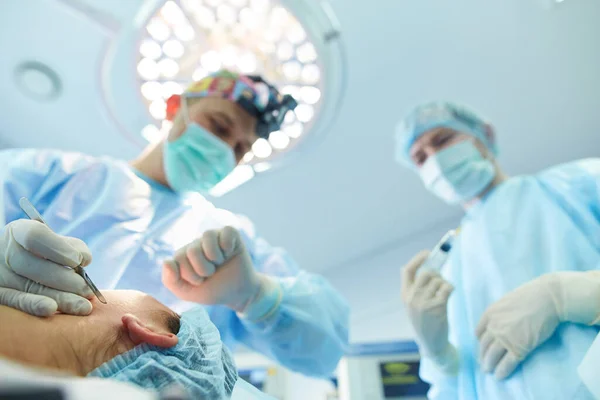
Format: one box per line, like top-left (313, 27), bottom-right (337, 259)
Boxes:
top-left (394, 101), bottom-right (498, 168)
top-left (88, 307), bottom-right (237, 399)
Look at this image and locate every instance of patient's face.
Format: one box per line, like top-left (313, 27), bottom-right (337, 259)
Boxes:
top-left (0, 290), bottom-right (180, 376)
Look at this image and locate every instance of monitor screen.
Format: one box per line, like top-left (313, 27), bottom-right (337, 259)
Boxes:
top-left (379, 361), bottom-right (430, 398)
top-left (238, 368), bottom-right (267, 391)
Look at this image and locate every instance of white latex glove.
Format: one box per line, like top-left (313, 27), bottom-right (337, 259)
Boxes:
top-left (401, 250), bottom-right (457, 372)
top-left (476, 271), bottom-right (600, 380)
top-left (0, 219), bottom-right (94, 317)
top-left (162, 226), bottom-right (279, 317)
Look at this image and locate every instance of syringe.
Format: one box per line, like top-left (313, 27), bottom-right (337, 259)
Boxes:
top-left (420, 229), bottom-right (459, 273)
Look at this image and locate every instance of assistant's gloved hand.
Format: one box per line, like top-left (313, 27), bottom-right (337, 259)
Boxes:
top-left (162, 226), bottom-right (282, 319)
top-left (0, 219), bottom-right (94, 317)
top-left (476, 271), bottom-right (600, 380)
top-left (401, 251), bottom-right (457, 373)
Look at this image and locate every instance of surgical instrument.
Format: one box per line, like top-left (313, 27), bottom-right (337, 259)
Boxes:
top-left (421, 229), bottom-right (459, 273)
top-left (18, 197), bottom-right (107, 304)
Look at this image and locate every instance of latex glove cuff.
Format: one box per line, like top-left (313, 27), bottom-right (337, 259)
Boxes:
top-left (420, 341), bottom-right (459, 376)
top-left (546, 271), bottom-right (600, 325)
top-left (236, 275), bottom-right (283, 323)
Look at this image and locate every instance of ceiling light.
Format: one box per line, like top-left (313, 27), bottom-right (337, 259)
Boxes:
top-left (201, 50), bottom-right (222, 72)
top-left (252, 138), bottom-right (273, 158)
top-left (268, 131), bottom-right (290, 149)
top-left (161, 81), bottom-right (183, 98)
top-left (161, 1), bottom-right (186, 25)
top-left (295, 104), bottom-right (314, 123)
top-left (158, 58), bottom-right (180, 78)
top-left (276, 42), bottom-right (294, 61)
top-left (284, 110), bottom-right (296, 124)
top-left (195, 7), bottom-right (216, 28)
top-left (237, 52), bottom-right (257, 74)
top-left (192, 67), bottom-right (208, 81)
top-left (137, 58), bottom-right (160, 80)
top-left (173, 24), bottom-right (195, 41)
top-left (163, 40), bottom-right (185, 58)
top-left (254, 162), bottom-right (272, 172)
top-left (141, 81), bottom-right (162, 101)
top-left (297, 43), bottom-right (317, 63)
top-left (220, 46), bottom-right (239, 68)
top-left (161, 120), bottom-right (174, 134)
top-left (250, 0), bottom-right (269, 11)
top-left (282, 61), bottom-right (302, 80)
top-left (287, 23), bottom-right (306, 44)
top-left (217, 4), bottom-right (237, 24)
top-left (300, 86), bottom-right (321, 104)
top-left (209, 165), bottom-right (255, 197)
top-left (281, 85), bottom-right (301, 99)
top-left (137, 0), bottom-right (333, 194)
top-left (146, 19), bottom-right (170, 41)
top-left (239, 7), bottom-right (258, 30)
top-left (140, 40), bottom-right (162, 59)
top-left (141, 124), bottom-right (163, 143)
top-left (149, 99), bottom-right (167, 119)
top-left (301, 64), bottom-right (320, 84)
top-left (284, 122), bottom-right (303, 138)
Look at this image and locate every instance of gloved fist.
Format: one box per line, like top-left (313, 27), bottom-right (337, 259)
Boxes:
top-left (0, 219), bottom-right (94, 317)
top-left (476, 271), bottom-right (600, 380)
top-left (162, 226), bottom-right (264, 313)
top-left (402, 251), bottom-right (455, 365)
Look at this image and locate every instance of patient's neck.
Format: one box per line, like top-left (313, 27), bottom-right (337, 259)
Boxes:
top-left (0, 305), bottom-right (120, 376)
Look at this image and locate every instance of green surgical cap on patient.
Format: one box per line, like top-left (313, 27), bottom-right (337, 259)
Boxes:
top-left (88, 307), bottom-right (237, 399)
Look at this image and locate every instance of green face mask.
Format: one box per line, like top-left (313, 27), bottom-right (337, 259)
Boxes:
top-left (163, 100), bottom-right (236, 194)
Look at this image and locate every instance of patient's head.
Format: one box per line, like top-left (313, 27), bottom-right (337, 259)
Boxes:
top-left (0, 290), bottom-right (237, 398)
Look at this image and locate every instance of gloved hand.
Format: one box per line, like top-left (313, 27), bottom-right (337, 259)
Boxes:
top-left (0, 219), bottom-right (94, 317)
top-left (476, 271), bottom-right (600, 380)
top-left (162, 226), bottom-right (280, 318)
top-left (401, 250), bottom-right (457, 372)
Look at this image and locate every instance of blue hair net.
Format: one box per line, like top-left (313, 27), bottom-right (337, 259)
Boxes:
top-left (394, 101), bottom-right (498, 168)
top-left (88, 307), bottom-right (237, 399)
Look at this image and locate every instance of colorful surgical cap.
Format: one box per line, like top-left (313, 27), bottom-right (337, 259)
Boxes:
top-left (394, 101), bottom-right (498, 168)
top-left (88, 307), bottom-right (237, 399)
top-left (166, 69), bottom-right (297, 139)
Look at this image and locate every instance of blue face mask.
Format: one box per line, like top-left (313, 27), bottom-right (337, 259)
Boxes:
top-left (418, 140), bottom-right (496, 204)
top-left (164, 99), bottom-right (236, 194)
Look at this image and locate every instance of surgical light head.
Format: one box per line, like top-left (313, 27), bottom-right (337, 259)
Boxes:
top-left (88, 307), bottom-right (237, 399)
top-left (394, 101), bottom-right (498, 168)
top-left (166, 69), bottom-right (298, 140)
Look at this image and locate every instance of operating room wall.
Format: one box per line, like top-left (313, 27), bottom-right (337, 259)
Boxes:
top-left (322, 216), bottom-right (462, 344)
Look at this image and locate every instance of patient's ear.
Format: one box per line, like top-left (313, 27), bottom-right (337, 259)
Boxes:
top-left (121, 314), bottom-right (178, 348)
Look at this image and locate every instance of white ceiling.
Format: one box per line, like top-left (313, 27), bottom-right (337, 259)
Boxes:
top-left (0, 0), bottom-right (599, 276)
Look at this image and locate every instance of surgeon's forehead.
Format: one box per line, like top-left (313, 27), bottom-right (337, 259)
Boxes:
top-left (410, 127), bottom-right (451, 152)
top-left (190, 97), bottom-right (258, 135)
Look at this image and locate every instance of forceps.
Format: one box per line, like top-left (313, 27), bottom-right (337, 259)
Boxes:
top-left (18, 197), bottom-right (107, 304)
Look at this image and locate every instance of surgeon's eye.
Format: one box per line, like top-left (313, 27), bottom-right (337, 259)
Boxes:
top-left (413, 151), bottom-right (427, 167)
top-left (209, 118), bottom-right (231, 139)
top-left (234, 142), bottom-right (251, 161)
top-left (432, 133), bottom-right (453, 148)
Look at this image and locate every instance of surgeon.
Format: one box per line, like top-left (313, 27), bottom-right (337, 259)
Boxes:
top-left (0, 69), bottom-right (349, 377)
top-left (395, 101), bottom-right (600, 399)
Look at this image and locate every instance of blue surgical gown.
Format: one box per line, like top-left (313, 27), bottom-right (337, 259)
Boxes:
top-left (0, 149), bottom-right (349, 377)
top-left (421, 158), bottom-right (600, 400)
